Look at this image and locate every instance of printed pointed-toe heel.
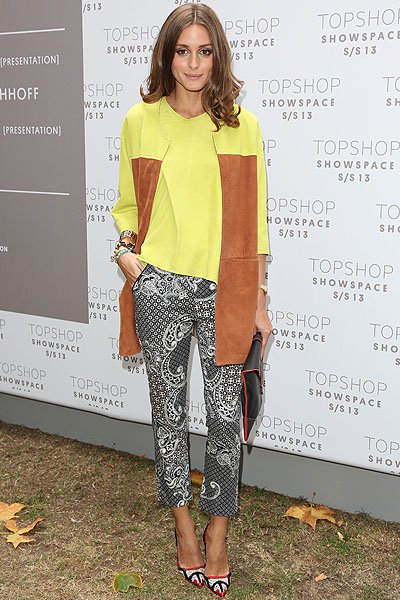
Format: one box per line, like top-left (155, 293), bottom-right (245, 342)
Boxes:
top-left (203, 573), bottom-right (232, 597)
top-left (174, 529), bottom-right (205, 588)
top-left (202, 523), bottom-right (232, 597)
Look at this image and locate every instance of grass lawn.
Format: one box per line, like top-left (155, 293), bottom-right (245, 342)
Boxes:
top-left (0, 420), bottom-right (399, 600)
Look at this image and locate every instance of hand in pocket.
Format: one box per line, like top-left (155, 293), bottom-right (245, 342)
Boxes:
top-left (116, 253), bottom-right (145, 287)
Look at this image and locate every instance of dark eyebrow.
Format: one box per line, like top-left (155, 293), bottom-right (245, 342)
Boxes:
top-left (175, 43), bottom-right (213, 48)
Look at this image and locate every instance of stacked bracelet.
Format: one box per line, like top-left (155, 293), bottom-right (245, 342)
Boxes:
top-left (115, 240), bottom-right (135, 251)
top-left (113, 247), bottom-right (131, 263)
top-left (111, 230), bottom-right (138, 263)
top-left (119, 230), bottom-right (137, 243)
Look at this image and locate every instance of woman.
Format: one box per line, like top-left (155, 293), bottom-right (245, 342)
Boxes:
top-left (111, 4), bottom-right (272, 596)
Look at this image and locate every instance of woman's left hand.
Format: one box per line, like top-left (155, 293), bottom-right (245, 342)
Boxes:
top-left (254, 296), bottom-right (273, 360)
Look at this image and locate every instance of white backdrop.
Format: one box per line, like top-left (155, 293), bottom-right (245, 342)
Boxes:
top-left (1, 1), bottom-right (399, 477)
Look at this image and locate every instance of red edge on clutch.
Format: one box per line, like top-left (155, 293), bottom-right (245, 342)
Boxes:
top-left (241, 371), bottom-right (249, 440)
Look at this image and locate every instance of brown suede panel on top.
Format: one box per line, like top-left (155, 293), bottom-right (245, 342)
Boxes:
top-left (118, 279), bottom-right (141, 355)
top-left (215, 257), bottom-right (259, 365)
top-left (118, 153), bottom-right (260, 366)
top-left (118, 156), bottom-right (162, 356)
top-left (217, 154), bottom-right (258, 258)
top-left (214, 154), bottom-right (259, 365)
top-left (132, 157), bottom-right (162, 253)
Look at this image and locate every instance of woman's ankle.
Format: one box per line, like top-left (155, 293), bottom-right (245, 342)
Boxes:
top-left (206, 515), bottom-right (229, 540)
top-left (172, 506), bottom-right (195, 533)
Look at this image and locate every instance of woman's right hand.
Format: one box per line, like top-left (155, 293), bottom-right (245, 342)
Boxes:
top-left (116, 252), bottom-right (145, 287)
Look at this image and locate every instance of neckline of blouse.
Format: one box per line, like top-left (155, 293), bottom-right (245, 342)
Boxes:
top-left (162, 95), bottom-right (209, 123)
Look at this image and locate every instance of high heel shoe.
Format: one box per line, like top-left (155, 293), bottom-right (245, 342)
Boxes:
top-left (202, 522), bottom-right (232, 597)
top-left (174, 529), bottom-right (205, 588)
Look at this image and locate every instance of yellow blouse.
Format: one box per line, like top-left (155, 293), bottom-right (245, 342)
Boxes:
top-left (113, 96), bottom-right (269, 283)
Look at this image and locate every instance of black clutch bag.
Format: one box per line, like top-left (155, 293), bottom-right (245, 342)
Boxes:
top-left (240, 331), bottom-right (263, 441)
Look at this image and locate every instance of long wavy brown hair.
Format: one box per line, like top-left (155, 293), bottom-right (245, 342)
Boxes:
top-left (140, 4), bottom-right (243, 130)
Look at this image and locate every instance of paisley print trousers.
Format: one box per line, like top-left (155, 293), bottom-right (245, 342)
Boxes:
top-left (132, 263), bottom-right (244, 516)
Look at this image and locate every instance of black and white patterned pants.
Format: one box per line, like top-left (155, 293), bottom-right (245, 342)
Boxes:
top-left (132, 263), bottom-right (243, 516)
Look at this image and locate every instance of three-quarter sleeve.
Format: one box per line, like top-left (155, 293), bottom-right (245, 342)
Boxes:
top-left (111, 117), bottom-right (139, 234)
top-left (256, 121), bottom-right (270, 255)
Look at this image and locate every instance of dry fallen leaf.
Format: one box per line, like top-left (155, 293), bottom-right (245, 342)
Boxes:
top-left (1, 502), bottom-right (44, 549)
top-left (314, 572), bottom-right (329, 582)
top-left (0, 502), bottom-right (26, 522)
top-left (337, 531), bottom-right (345, 541)
top-left (284, 503), bottom-right (340, 529)
top-left (4, 517), bottom-right (44, 534)
top-left (190, 469), bottom-right (204, 487)
top-left (6, 533), bottom-right (35, 548)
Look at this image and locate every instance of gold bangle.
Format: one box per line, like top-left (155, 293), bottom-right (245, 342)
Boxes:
top-left (258, 284), bottom-right (268, 295)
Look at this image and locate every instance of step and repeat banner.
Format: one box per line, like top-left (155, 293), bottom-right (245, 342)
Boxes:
top-left (1, 1), bottom-right (399, 477)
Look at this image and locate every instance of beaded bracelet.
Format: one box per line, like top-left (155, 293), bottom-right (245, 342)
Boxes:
top-left (112, 247), bottom-right (131, 263)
